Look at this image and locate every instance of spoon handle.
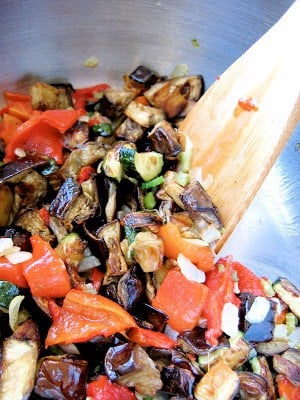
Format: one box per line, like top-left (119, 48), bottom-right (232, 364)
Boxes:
top-left (180, 0), bottom-right (300, 252)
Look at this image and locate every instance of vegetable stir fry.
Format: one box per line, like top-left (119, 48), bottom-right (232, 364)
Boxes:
top-left (0, 66), bottom-right (299, 400)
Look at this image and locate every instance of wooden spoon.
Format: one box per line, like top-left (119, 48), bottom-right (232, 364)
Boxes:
top-left (180, 0), bottom-right (300, 253)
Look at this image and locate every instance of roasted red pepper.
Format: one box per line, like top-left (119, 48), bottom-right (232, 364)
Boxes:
top-left (127, 326), bottom-right (177, 349)
top-left (202, 256), bottom-right (241, 345)
top-left (0, 256), bottom-right (28, 288)
top-left (45, 289), bottom-right (137, 347)
top-left (232, 259), bottom-right (265, 296)
top-left (86, 375), bottom-right (137, 400)
top-left (77, 165), bottom-right (96, 184)
top-left (40, 109), bottom-right (83, 133)
top-left (4, 117), bottom-right (64, 164)
top-left (22, 234), bottom-right (71, 298)
top-left (152, 268), bottom-right (208, 332)
top-left (276, 375), bottom-right (300, 400)
top-left (72, 83), bottom-right (110, 109)
top-left (157, 222), bottom-right (214, 272)
top-left (0, 113), bottom-right (23, 145)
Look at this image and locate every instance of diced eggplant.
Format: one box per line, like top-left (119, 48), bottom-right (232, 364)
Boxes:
top-left (180, 181), bottom-right (223, 236)
top-left (105, 179), bottom-right (117, 222)
top-left (96, 219), bottom-right (127, 280)
top-left (60, 141), bottom-right (106, 180)
top-left (161, 365), bottom-right (196, 399)
top-left (115, 117), bottom-right (144, 142)
top-left (0, 155), bottom-right (48, 185)
top-left (1, 226), bottom-right (31, 251)
top-left (148, 120), bottom-right (181, 159)
top-left (177, 327), bottom-right (210, 355)
top-left (273, 277), bottom-right (300, 318)
top-left (144, 80), bottom-right (188, 119)
top-left (102, 141), bottom-right (135, 182)
top-left (63, 120), bottom-right (89, 150)
top-left (51, 82), bottom-right (75, 108)
top-left (136, 303), bottom-right (169, 332)
top-left (105, 88), bottom-right (136, 111)
top-left (170, 75), bottom-right (204, 101)
top-left (0, 184), bottom-right (13, 227)
top-left (30, 82), bottom-right (70, 110)
top-left (34, 356), bottom-right (88, 400)
top-left (16, 209), bottom-right (55, 243)
top-left (49, 177), bottom-right (81, 219)
top-left (273, 349), bottom-right (300, 387)
top-left (125, 100), bottom-right (165, 128)
top-left (198, 335), bottom-right (250, 371)
top-left (237, 371), bottom-right (269, 400)
top-left (13, 170), bottom-right (48, 212)
top-left (130, 231), bottom-right (164, 273)
top-left (104, 342), bottom-right (163, 396)
top-left (117, 265), bottom-right (145, 310)
top-left (194, 361), bottom-right (239, 400)
top-left (0, 139), bottom-right (5, 162)
top-left (245, 299), bottom-right (276, 343)
top-left (250, 356), bottom-right (276, 400)
top-left (62, 175), bottom-right (99, 225)
top-left (0, 319), bottom-right (39, 400)
top-left (255, 338), bottom-right (289, 356)
top-left (121, 211), bottom-right (163, 229)
top-left (128, 65), bottom-right (158, 89)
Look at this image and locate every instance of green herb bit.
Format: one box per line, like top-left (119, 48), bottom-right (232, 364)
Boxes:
top-left (141, 175), bottom-right (164, 190)
top-left (92, 123), bottom-right (112, 137)
top-left (191, 38), bottom-right (200, 48)
top-left (144, 191), bottom-right (156, 209)
top-left (124, 225), bottom-right (137, 244)
top-left (0, 280), bottom-right (19, 309)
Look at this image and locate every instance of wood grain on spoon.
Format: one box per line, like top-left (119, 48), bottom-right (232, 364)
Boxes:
top-left (180, 0), bottom-right (300, 253)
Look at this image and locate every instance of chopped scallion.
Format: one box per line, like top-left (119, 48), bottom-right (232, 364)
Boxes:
top-left (144, 192), bottom-right (156, 209)
top-left (92, 123), bottom-right (112, 137)
top-left (141, 175), bottom-right (164, 190)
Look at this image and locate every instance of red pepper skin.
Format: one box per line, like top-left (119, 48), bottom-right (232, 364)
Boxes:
top-left (90, 267), bottom-right (104, 292)
top-left (22, 234), bottom-right (71, 298)
top-left (4, 91), bottom-right (32, 103)
top-left (86, 375), bottom-right (137, 400)
top-left (152, 268), bottom-right (209, 332)
top-left (276, 375), bottom-right (300, 400)
top-left (202, 256), bottom-right (241, 346)
top-left (72, 83), bottom-right (110, 110)
top-left (232, 260), bottom-right (265, 296)
top-left (77, 165), bottom-right (96, 184)
top-left (6, 100), bottom-right (33, 121)
top-left (0, 256), bottom-right (28, 288)
top-left (38, 207), bottom-right (50, 226)
top-left (127, 327), bottom-right (177, 349)
top-left (40, 109), bottom-right (83, 133)
top-left (4, 117), bottom-right (64, 164)
top-left (45, 289), bottom-right (137, 347)
top-left (0, 113), bottom-right (23, 145)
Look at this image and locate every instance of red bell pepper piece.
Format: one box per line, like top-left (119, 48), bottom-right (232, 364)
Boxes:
top-left (86, 375), bottom-right (137, 400)
top-left (72, 83), bottom-right (110, 109)
top-left (4, 117), bottom-right (64, 164)
top-left (38, 207), bottom-right (50, 226)
top-left (202, 256), bottom-right (241, 346)
top-left (45, 289), bottom-right (137, 347)
top-left (157, 222), bottom-right (214, 272)
top-left (152, 268), bottom-right (208, 332)
top-left (4, 91), bottom-right (32, 103)
top-left (0, 113), bottom-right (23, 145)
top-left (276, 375), bottom-right (300, 400)
top-left (6, 100), bottom-right (33, 121)
top-left (90, 267), bottom-right (104, 292)
top-left (77, 165), bottom-right (96, 184)
top-left (48, 298), bottom-right (61, 321)
top-left (0, 256), bottom-right (28, 288)
top-left (22, 234), bottom-right (71, 298)
top-left (40, 109), bottom-right (83, 133)
top-left (127, 327), bottom-right (177, 349)
top-left (231, 260), bottom-right (265, 296)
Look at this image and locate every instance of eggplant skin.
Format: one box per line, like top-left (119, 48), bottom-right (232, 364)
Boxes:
top-left (238, 371), bottom-right (269, 400)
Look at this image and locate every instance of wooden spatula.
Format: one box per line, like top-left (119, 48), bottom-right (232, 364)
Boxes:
top-left (180, 0), bottom-right (300, 253)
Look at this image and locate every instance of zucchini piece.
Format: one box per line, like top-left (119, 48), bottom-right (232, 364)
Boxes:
top-left (0, 281), bottom-right (19, 309)
top-left (194, 360), bottom-right (239, 400)
top-left (119, 146), bottom-right (136, 172)
top-left (273, 278), bottom-right (300, 318)
top-left (134, 151), bottom-right (163, 181)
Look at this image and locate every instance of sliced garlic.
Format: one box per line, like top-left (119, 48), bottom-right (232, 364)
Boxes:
top-left (6, 251), bottom-right (33, 264)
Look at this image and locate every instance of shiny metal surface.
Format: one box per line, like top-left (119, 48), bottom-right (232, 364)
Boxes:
top-left (0, 0), bottom-right (299, 285)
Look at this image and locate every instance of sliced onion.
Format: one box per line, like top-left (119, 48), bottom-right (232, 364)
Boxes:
top-left (221, 302), bottom-right (239, 338)
top-left (6, 251), bottom-right (33, 264)
top-left (0, 237), bottom-right (14, 253)
top-left (9, 295), bottom-right (25, 332)
top-left (245, 296), bottom-right (270, 324)
top-left (177, 253), bottom-right (206, 283)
